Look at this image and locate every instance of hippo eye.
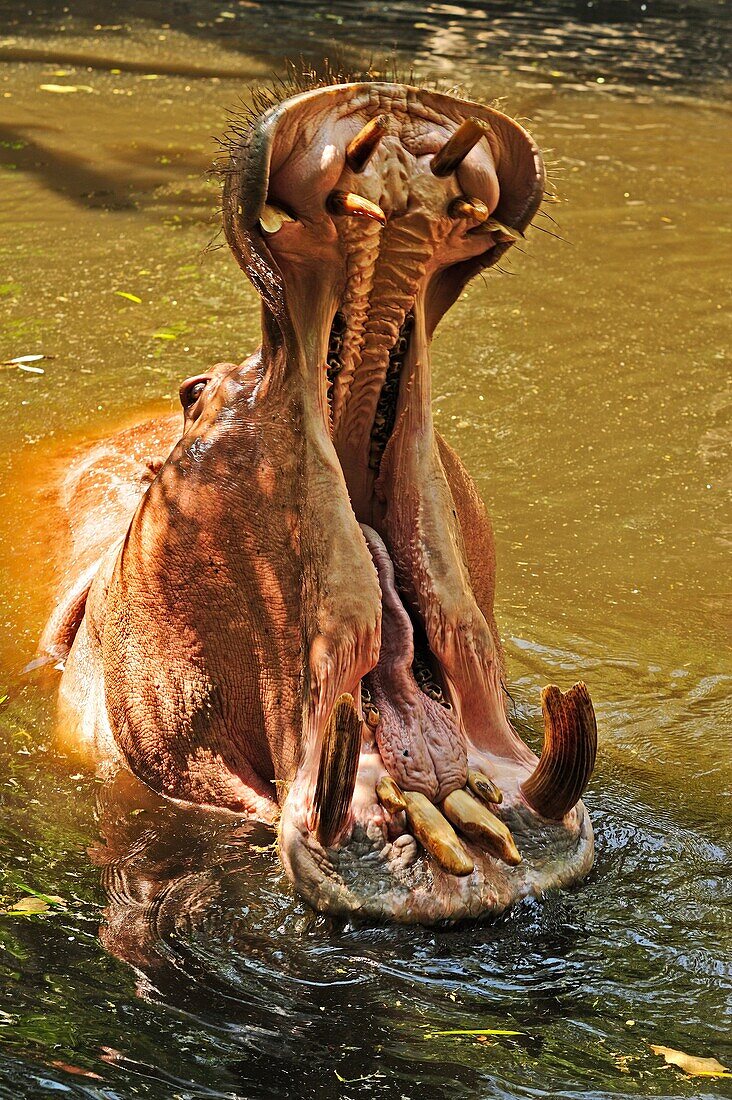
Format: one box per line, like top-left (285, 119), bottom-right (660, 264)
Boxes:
top-left (179, 376), bottom-right (209, 410)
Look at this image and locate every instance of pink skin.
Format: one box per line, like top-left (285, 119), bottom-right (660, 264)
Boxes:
top-left (42, 81), bottom-right (596, 924)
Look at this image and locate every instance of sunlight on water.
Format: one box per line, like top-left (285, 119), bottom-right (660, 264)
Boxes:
top-left (0, 1), bottom-right (730, 1097)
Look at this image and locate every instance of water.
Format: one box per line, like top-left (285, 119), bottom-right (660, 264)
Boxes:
top-left (0, 1), bottom-right (730, 1096)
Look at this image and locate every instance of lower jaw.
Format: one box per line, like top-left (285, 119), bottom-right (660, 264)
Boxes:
top-left (279, 766), bottom-right (594, 924)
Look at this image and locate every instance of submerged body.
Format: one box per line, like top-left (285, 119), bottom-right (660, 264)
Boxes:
top-left (42, 80), bottom-right (597, 923)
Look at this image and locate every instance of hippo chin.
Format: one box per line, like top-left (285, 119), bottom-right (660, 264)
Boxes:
top-left (41, 79), bottom-right (597, 925)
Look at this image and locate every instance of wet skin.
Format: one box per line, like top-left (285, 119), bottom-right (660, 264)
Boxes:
top-left (42, 81), bottom-right (597, 923)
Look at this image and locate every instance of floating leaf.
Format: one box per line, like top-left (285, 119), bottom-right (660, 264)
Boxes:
top-left (115, 291), bottom-right (142, 304)
top-left (651, 1045), bottom-right (730, 1078)
top-left (424, 1028), bottom-right (524, 1038)
top-left (39, 84), bottom-right (94, 94)
top-left (50, 1061), bottom-right (103, 1081)
top-left (9, 895), bottom-right (66, 915)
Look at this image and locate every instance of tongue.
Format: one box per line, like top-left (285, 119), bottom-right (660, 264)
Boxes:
top-left (361, 525), bottom-right (468, 801)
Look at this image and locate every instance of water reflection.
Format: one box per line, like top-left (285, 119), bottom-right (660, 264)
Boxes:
top-left (81, 758), bottom-right (731, 1099)
top-left (1, 0), bottom-right (730, 90)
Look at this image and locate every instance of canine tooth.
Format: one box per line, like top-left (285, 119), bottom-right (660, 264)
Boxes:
top-left (346, 114), bottom-right (388, 173)
top-left (520, 682), bottom-right (597, 820)
top-left (448, 196), bottom-right (489, 223)
top-left (441, 789), bottom-right (522, 865)
top-left (326, 190), bottom-right (386, 225)
top-left (376, 776), bottom-right (407, 814)
top-left (259, 203), bottom-right (295, 234)
top-left (467, 767), bottom-right (503, 805)
top-left (313, 694), bottom-right (362, 847)
top-left (402, 791), bottom-right (474, 877)
top-left (431, 117), bottom-right (488, 177)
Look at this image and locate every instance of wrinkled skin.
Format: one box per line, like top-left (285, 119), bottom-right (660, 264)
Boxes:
top-left (42, 81), bottom-right (597, 924)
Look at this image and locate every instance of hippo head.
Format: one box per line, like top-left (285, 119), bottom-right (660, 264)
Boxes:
top-left (99, 80), bottom-right (597, 923)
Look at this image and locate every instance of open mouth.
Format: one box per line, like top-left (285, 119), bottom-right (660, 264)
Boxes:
top-left (222, 80), bottom-right (597, 922)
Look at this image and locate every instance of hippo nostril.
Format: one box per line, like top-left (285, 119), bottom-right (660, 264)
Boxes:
top-left (430, 116), bottom-right (490, 177)
top-left (345, 114), bottom-right (389, 173)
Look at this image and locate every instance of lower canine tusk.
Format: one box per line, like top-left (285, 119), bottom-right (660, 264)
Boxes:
top-left (442, 789), bottom-right (522, 866)
top-left (520, 682), bottom-right (598, 820)
top-left (259, 203), bottom-right (295, 234)
top-left (402, 791), bottom-right (474, 877)
top-left (327, 190), bottom-right (386, 225)
top-left (431, 117), bottom-right (488, 177)
top-left (313, 694), bottom-right (362, 847)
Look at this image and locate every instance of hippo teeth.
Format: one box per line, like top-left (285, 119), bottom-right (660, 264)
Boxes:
top-left (441, 788), bottom-right (522, 866)
top-left (313, 694), bottom-right (362, 847)
top-left (259, 203), bottom-right (295, 233)
top-left (466, 767), bottom-right (503, 805)
top-left (430, 116), bottom-right (490, 177)
top-left (326, 189), bottom-right (387, 225)
top-left (520, 682), bottom-right (598, 820)
top-left (401, 790), bottom-right (474, 877)
top-left (345, 114), bottom-right (389, 173)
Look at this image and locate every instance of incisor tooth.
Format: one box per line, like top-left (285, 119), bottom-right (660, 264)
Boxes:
top-left (441, 788), bottom-right (522, 866)
top-left (402, 791), bottom-right (474, 877)
top-left (259, 203), bottom-right (295, 234)
top-left (376, 776), bottom-right (406, 814)
top-left (365, 707), bottom-right (380, 729)
top-left (467, 767), bottom-right (503, 805)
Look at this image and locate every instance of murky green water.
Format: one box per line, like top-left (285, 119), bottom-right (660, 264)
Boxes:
top-left (0, 2), bottom-right (730, 1096)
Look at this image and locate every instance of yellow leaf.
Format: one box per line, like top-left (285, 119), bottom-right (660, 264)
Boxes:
top-left (651, 1044), bottom-right (731, 1078)
top-left (11, 897), bottom-right (50, 914)
top-left (424, 1028), bottom-right (524, 1038)
top-left (39, 84), bottom-right (94, 94)
top-left (115, 291), bottom-right (142, 304)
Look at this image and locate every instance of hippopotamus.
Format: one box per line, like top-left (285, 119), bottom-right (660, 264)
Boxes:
top-left (40, 80), bottom-right (597, 923)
